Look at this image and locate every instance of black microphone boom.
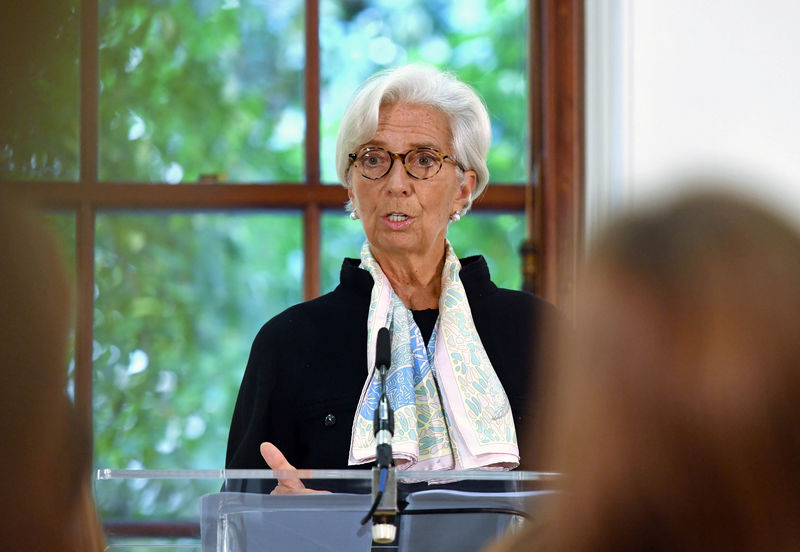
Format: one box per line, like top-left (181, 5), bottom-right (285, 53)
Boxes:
top-left (373, 326), bottom-right (394, 468)
top-left (376, 327), bottom-right (391, 369)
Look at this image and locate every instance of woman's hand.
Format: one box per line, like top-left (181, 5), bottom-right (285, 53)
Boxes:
top-left (260, 442), bottom-right (330, 495)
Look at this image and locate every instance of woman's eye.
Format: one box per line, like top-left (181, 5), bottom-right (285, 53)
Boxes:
top-left (364, 155), bottom-right (381, 166)
top-left (416, 154), bottom-right (436, 166)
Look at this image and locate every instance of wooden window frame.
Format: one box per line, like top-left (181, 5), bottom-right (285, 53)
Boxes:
top-left (4, 0), bottom-right (582, 537)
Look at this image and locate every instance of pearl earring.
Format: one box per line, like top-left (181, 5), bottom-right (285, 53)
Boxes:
top-left (450, 211), bottom-right (461, 222)
top-left (350, 211), bottom-right (359, 220)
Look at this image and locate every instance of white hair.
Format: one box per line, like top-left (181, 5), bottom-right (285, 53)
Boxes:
top-left (335, 64), bottom-right (492, 214)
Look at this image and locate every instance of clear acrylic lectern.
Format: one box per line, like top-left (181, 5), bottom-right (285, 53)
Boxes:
top-left (95, 468), bottom-right (559, 552)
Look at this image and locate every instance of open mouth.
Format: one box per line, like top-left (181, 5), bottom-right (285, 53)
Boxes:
top-left (386, 213), bottom-right (409, 222)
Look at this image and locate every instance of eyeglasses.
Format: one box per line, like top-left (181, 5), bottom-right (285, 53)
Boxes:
top-left (347, 147), bottom-right (461, 181)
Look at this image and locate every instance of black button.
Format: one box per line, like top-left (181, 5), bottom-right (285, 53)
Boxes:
top-left (323, 413), bottom-right (336, 427)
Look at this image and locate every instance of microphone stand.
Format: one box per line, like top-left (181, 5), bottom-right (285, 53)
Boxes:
top-left (371, 361), bottom-right (397, 543)
top-left (360, 328), bottom-right (397, 544)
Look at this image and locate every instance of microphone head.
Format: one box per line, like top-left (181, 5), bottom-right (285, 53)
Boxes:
top-left (376, 327), bottom-right (391, 368)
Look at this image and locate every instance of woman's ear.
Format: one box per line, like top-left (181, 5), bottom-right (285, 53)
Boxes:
top-left (347, 186), bottom-right (357, 210)
top-left (455, 170), bottom-right (477, 211)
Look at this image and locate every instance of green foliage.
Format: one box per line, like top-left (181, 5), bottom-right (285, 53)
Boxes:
top-left (43, 214), bottom-right (79, 396)
top-left (0, 1), bottom-right (80, 180)
top-left (93, 212), bottom-right (302, 517)
top-left (322, 211), bottom-right (523, 293)
top-left (5, 0), bottom-right (530, 522)
top-left (91, 0), bottom-right (528, 519)
top-left (321, 211), bottom-right (367, 292)
top-left (319, 0), bottom-right (528, 183)
top-left (98, 0), bottom-right (305, 182)
top-left (96, 0), bottom-right (527, 185)
top-left (448, 213), bottom-right (524, 289)
top-left (44, 213), bottom-right (78, 281)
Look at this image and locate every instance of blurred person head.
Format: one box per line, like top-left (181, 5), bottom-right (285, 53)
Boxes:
top-left (0, 191), bottom-right (104, 551)
top-left (335, 63), bottom-right (491, 216)
top-left (495, 188), bottom-right (800, 551)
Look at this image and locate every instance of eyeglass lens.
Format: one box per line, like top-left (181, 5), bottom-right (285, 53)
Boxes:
top-left (356, 148), bottom-right (443, 180)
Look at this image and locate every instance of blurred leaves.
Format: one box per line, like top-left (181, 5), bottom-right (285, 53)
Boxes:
top-left (321, 211), bottom-right (523, 293)
top-left (448, 213), bottom-right (524, 289)
top-left (11, 0), bottom-right (530, 521)
top-left (0, 1), bottom-right (80, 180)
top-left (320, 0), bottom-right (528, 183)
top-left (98, 0), bottom-right (305, 182)
top-left (93, 212), bottom-right (302, 517)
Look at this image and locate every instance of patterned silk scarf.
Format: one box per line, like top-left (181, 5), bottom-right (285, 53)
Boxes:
top-left (348, 240), bottom-right (519, 471)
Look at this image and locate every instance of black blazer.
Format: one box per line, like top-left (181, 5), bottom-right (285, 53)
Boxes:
top-left (225, 256), bottom-right (561, 470)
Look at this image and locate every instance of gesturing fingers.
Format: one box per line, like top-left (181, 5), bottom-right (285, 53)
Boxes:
top-left (259, 442), bottom-right (329, 495)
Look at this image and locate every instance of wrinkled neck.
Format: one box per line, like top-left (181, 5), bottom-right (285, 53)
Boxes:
top-left (372, 244), bottom-right (446, 310)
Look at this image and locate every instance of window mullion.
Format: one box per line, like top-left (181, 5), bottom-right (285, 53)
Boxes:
top-left (75, 202), bottom-right (95, 453)
top-left (304, 0), bottom-right (321, 299)
top-left (78, 0), bottom-right (99, 455)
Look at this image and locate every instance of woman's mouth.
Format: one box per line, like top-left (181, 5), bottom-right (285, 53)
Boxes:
top-left (382, 212), bottom-right (413, 229)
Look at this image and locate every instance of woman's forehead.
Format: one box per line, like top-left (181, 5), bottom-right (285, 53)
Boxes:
top-left (366, 102), bottom-right (453, 150)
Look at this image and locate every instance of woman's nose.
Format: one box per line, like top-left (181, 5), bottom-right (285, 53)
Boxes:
top-left (385, 161), bottom-right (411, 196)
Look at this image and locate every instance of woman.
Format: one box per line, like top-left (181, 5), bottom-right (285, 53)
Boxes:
top-left (488, 189), bottom-right (800, 551)
top-left (225, 65), bottom-right (560, 486)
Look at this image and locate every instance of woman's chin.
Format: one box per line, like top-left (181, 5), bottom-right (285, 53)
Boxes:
top-left (370, 236), bottom-right (448, 261)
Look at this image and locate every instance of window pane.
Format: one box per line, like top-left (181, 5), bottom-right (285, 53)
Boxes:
top-left (321, 211), bottom-right (524, 293)
top-left (44, 212), bottom-right (77, 399)
top-left (321, 211), bottom-right (366, 293)
top-left (447, 212), bottom-right (524, 290)
top-left (44, 212), bottom-right (77, 274)
top-left (93, 212), bottom-right (302, 518)
top-left (98, 1), bottom-right (305, 183)
top-left (0, 1), bottom-right (80, 181)
top-left (320, 0), bottom-right (528, 184)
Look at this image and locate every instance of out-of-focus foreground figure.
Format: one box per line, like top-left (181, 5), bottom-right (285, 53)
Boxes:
top-left (0, 192), bottom-right (105, 551)
top-left (489, 189), bottom-right (800, 551)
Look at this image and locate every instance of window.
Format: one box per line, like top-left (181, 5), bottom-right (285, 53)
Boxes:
top-left (2, 0), bottom-right (589, 541)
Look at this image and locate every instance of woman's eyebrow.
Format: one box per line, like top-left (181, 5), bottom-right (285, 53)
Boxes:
top-left (357, 141), bottom-right (386, 150)
top-left (358, 140), bottom-right (441, 151)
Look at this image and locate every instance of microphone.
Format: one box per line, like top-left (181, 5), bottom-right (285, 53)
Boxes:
top-left (363, 327), bottom-right (397, 544)
top-left (376, 326), bottom-right (392, 367)
top-left (374, 327), bottom-right (394, 469)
